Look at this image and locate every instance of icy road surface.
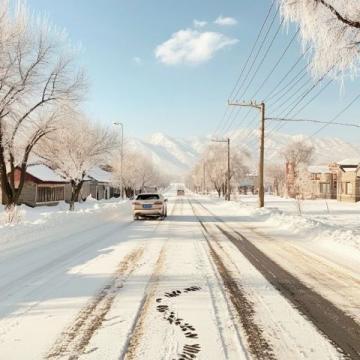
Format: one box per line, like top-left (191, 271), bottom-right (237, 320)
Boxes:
top-left (0, 191), bottom-right (359, 359)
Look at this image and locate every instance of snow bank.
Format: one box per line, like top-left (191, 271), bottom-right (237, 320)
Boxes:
top-left (203, 194), bottom-right (360, 257)
top-left (0, 199), bottom-right (132, 250)
top-left (255, 208), bottom-right (360, 252)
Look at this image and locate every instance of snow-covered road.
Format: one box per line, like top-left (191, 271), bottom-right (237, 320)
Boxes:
top-left (0, 190), bottom-right (359, 359)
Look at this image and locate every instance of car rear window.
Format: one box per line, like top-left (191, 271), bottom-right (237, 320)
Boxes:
top-left (136, 194), bottom-right (160, 200)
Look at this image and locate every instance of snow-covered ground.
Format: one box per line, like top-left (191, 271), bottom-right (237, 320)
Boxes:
top-left (0, 188), bottom-right (359, 359)
top-left (199, 193), bottom-right (360, 323)
top-left (211, 194), bottom-right (360, 267)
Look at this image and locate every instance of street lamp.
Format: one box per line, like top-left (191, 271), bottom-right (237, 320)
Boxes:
top-left (113, 122), bottom-right (124, 199)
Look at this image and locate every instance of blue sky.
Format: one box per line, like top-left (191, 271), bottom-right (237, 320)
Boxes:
top-left (27, 0), bottom-right (360, 142)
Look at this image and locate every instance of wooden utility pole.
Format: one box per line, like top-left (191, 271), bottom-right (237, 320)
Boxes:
top-left (212, 138), bottom-right (231, 201)
top-left (202, 162), bottom-right (206, 194)
top-left (259, 103), bottom-right (265, 207)
top-left (227, 138), bottom-right (231, 201)
top-left (228, 100), bottom-right (265, 208)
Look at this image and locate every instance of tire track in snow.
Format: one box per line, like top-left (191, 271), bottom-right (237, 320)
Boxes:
top-left (122, 241), bottom-right (168, 360)
top-left (46, 246), bottom-right (145, 360)
top-left (122, 199), bottom-right (180, 360)
top-left (194, 199), bottom-right (360, 360)
top-left (190, 200), bottom-right (275, 360)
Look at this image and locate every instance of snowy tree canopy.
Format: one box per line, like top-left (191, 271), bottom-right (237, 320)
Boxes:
top-left (37, 113), bottom-right (118, 185)
top-left (189, 145), bottom-right (248, 196)
top-left (0, 0), bottom-right (86, 207)
top-left (112, 150), bottom-right (160, 192)
top-left (279, 0), bottom-right (360, 79)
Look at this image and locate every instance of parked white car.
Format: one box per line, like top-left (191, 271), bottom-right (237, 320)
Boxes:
top-left (132, 193), bottom-right (168, 220)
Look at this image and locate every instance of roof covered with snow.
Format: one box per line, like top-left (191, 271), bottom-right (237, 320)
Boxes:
top-left (337, 158), bottom-right (360, 166)
top-left (26, 164), bottom-right (66, 183)
top-left (307, 165), bottom-right (331, 174)
top-left (87, 167), bottom-right (112, 183)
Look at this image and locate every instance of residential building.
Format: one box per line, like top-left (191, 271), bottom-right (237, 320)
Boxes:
top-left (307, 164), bottom-right (337, 199)
top-left (87, 167), bottom-right (115, 200)
top-left (12, 164), bottom-right (68, 207)
top-left (337, 159), bottom-right (360, 202)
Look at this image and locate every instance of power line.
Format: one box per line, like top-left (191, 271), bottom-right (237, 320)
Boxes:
top-left (213, 0), bottom-right (276, 136)
top-left (232, 5), bottom-right (281, 101)
top-left (265, 50), bottom-right (308, 101)
top-left (311, 93), bottom-right (360, 137)
top-left (226, 52), bottom-right (309, 144)
top-left (223, 28), bottom-right (300, 135)
top-left (221, 16), bottom-right (284, 135)
top-left (290, 79), bottom-right (333, 118)
top-left (226, 72), bottom-right (334, 158)
top-left (217, 4), bottom-right (281, 136)
top-left (267, 117), bottom-right (360, 128)
top-left (228, 0), bottom-right (276, 101)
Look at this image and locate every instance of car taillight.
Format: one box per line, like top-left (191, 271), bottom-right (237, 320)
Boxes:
top-left (133, 201), bottom-right (141, 205)
top-left (154, 201), bottom-right (163, 205)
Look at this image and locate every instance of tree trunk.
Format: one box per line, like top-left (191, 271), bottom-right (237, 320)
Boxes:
top-left (0, 138), bottom-right (32, 209)
top-left (69, 180), bottom-right (84, 211)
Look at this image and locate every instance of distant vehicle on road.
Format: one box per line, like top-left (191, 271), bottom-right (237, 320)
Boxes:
top-left (132, 193), bottom-right (168, 220)
top-left (177, 189), bottom-right (185, 196)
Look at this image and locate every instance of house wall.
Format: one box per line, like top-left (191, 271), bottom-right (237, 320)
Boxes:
top-left (64, 181), bottom-right (91, 203)
top-left (18, 182), bottom-right (37, 207)
top-left (308, 173), bottom-right (336, 199)
top-left (89, 181), bottom-right (112, 200)
top-left (337, 171), bottom-right (360, 202)
top-left (81, 182), bottom-right (91, 200)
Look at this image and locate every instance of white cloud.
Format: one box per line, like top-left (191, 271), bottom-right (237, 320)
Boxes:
top-left (133, 56), bottom-right (143, 65)
top-left (193, 19), bottom-right (207, 28)
top-left (155, 29), bottom-right (238, 65)
top-left (214, 15), bottom-right (238, 26)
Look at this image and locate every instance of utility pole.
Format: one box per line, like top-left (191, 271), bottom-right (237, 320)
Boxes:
top-left (228, 100), bottom-right (265, 208)
top-left (202, 162), bottom-right (206, 194)
top-left (211, 138), bottom-right (231, 201)
top-left (227, 138), bottom-right (230, 201)
top-left (113, 122), bottom-right (124, 199)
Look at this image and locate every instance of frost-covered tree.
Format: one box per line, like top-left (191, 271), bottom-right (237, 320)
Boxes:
top-left (37, 113), bottom-right (118, 211)
top-left (279, 0), bottom-right (360, 79)
top-left (0, 1), bottom-right (86, 209)
top-left (190, 145), bottom-right (248, 198)
top-left (283, 139), bottom-right (314, 172)
top-left (282, 139), bottom-right (314, 197)
top-left (113, 150), bottom-right (160, 197)
top-left (266, 163), bottom-right (285, 196)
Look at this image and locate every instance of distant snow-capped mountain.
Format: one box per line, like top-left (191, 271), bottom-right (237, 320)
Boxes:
top-left (126, 130), bottom-right (360, 177)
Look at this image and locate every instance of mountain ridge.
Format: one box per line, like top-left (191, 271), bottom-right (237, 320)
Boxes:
top-left (128, 130), bottom-right (360, 177)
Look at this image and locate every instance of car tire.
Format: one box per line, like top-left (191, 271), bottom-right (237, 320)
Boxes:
top-left (133, 215), bottom-right (139, 221)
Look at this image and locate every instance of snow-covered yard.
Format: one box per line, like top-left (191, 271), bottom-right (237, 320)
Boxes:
top-left (209, 194), bottom-right (360, 268)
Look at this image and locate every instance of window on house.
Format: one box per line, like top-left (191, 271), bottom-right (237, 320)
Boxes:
top-left (345, 182), bottom-right (353, 195)
top-left (37, 186), bottom-right (64, 203)
top-left (320, 183), bottom-right (330, 194)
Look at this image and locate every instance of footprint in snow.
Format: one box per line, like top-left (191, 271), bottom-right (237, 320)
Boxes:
top-left (155, 286), bottom-right (202, 360)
